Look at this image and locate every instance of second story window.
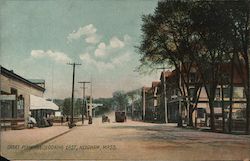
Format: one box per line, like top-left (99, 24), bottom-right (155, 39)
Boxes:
top-left (189, 88), bottom-right (195, 97)
top-left (215, 88), bottom-right (220, 98)
top-left (189, 73), bottom-right (196, 83)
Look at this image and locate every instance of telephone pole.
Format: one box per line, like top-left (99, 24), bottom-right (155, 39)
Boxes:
top-left (67, 62), bottom-right (81, 127)
top-left (157, 66), bottom-right (168, 123)
top-left (78, 81), bottom-right (90, 125)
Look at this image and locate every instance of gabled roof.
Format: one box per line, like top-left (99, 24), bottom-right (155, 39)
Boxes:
top-left (152, 81), bottom-right (161, 88)
top-left (142, 86), bottom-right (151, 92)
top-left (1, 66), bottom-right (45, 92)
top-left (160, 70), bottom-right (172, 79)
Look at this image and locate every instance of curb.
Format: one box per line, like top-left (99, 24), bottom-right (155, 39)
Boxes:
top-left (27, 129), bottom-right (71, 150)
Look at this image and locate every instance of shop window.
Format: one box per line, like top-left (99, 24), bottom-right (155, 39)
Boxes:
top-left (0, 100), bottom-right (12, 118)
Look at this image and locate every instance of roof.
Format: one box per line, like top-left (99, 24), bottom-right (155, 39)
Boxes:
top-left (28, 79), bottom-right (45, 84)
top-left (160, 70), bottom-right (172, 79)
top-left (142, 86), bottom-right (151, 92)
top-left (1, 66), bottom-right (45, 92)
top-left (152, 81), bottom-right (161, 88)
top-left (30, 95), bottom-right (59, 110)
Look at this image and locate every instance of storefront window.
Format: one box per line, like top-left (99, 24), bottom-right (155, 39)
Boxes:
top-left (0, 100), bottom-right (12, 118)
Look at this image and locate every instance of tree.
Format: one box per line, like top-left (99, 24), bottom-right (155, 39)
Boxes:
top-left (112, 90), bottom-right (129, 112)
top-left (189, 1), bottom-right (234, 131)
top-left (138, 1), bottom-right (202, 127)
top-left (138, 0), bottom-right (248, 132)
top-left (62, 98), bottom-right (71, 116)
top-left (228, 0), bottom-right (250, 134)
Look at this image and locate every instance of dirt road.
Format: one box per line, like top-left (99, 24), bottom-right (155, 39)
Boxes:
top-left (2, 115), bottom-right (250, 160)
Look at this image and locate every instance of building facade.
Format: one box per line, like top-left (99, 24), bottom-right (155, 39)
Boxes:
top-left (0, 66), bottom-right (45, 129)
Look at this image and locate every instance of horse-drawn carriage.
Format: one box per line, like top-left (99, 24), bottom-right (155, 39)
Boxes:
top-left (102, 115), bottom-right (110, 123)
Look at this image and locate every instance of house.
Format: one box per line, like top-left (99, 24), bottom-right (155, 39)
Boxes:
top-left (158, 63), bottom-right (247, 131)
top-left (142, 81), bottom-right (161, 123)
top-left (0, 66), bottom-right (45, 130)
top-left (158, 70), bottom-right (180, 123)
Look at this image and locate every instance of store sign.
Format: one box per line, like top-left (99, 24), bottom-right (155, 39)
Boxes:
top-left (0, 95), bottom-right (16, 100)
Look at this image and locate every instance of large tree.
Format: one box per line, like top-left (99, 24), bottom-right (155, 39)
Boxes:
top-left (112, 90), bottom-right (129, 112)
top-left (138, 0), bottom-right (249, 132)
top-left (227, 0), bottom-right (250, 134)
top-left (139, 1), bottom-right (202, 126)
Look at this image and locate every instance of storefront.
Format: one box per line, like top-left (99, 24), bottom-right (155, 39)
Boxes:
top-left (30, 94), bottom-right (59, 127)
top-left (0, 66), bottom-right (45, 130)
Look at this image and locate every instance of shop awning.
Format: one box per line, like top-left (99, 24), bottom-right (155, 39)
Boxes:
top-left (30, 95), bottom-right (59, 110)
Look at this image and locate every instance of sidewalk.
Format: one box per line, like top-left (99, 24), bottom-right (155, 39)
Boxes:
top-left (1, 125), bottom-right (70, 149)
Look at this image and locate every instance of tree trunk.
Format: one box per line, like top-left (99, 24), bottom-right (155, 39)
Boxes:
top-left (229, 54), bottom-right (235, 133)
top-left (209, 100), bottom-right (215, 131)
top-left (189, 104), bottom-right (193, 126)
top-left (221, 84), bottom-right (225, 133)
top-left (246, 56), bottom-right (250, 134)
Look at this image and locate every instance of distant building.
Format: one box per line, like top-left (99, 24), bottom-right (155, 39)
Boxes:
top-left (142, 81), bottom-right (162, 123)
top-left (0, 66), bottom-right (45, 130)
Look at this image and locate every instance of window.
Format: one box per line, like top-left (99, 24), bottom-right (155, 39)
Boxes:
top-left (189, 73), bottom-right (196, 83)
top-left (223, 87), bottom-right (230, 98)
top-left (215, 88), bottom-right (220, 98)
top-left (189, 88), bottom-right (195, 97)
top-left (17, 95), bottom-right (24, 118)
top-left (233, 87), bottom-right (244, 98)
top-left (197, 108), bottom-right (206, 118)
top-left (0, 100), bottom-right (13, 118)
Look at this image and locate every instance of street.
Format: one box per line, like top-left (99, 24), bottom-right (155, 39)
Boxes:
top-left (1, 114), bottom-right (250, 160)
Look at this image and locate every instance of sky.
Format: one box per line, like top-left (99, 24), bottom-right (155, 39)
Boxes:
top-left (0, 0), bottom-right (162, 99)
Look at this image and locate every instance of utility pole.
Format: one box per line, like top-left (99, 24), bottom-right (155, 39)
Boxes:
top-left (78, 81), bottom-right (90, 125)
top-left (157, 66), bottom-right (168, 123)
top-left (89, 77), bottom-right (93, 118)
top-left (67, 62), bottom-right (81, 127)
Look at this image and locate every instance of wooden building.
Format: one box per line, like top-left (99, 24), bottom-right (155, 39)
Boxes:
top-left (0, 66), bottom-right (45, 130)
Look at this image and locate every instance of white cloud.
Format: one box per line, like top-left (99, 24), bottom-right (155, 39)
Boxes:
top-left (79, 52), bottom-right (131, 71)
top-left (93, 34), bottom-right (131, 57)
top-left (85, 34), bottom-right (100, 44)
top-left (110, 36), bottom-right (125, 48)
top-left (112, 52), bottom-right (131, 65)
top-left (98, 42), bottom-right (106, 49)
top-left (94, 42), bottom-right (107, 57)
top-left (67, 24), bottom-right (100, 44)
top-left (31, 50), bottom-right (71, 64)
top-left (123, 34), bottom-right (132, 43)
top-left (80, 53), bottom-right (114, 70)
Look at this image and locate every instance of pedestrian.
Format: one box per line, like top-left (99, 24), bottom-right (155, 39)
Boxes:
top-left (88, 116), bottom-right (92, 124)
top-left (61, 116), bottom-right (64, 125)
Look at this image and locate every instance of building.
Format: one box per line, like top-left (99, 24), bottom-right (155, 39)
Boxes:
top-left (142, 81), bottom-right (162, 123)
top-left (158, 70), bottom-right (180, 123)
top-left (0, 66), bottom-right (45, 130)
top-left (158, 63), bottom-right (247, 131)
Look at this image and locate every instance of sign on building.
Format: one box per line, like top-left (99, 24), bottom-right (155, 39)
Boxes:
top-left (0, 95), bottom-right (16, 101)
